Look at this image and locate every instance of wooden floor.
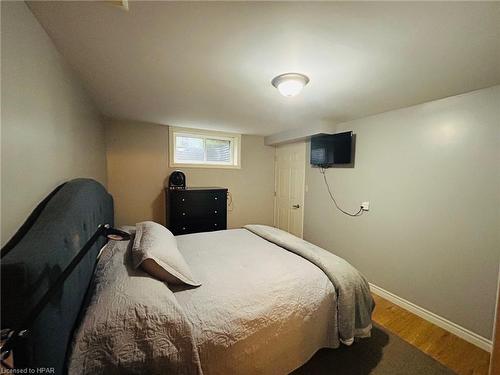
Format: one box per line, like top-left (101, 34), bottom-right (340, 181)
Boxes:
top-left (372, 293), bottom-right (491, 375)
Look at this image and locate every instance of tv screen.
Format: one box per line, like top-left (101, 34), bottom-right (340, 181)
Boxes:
top-left (310, 131), bottom-right (352, 167)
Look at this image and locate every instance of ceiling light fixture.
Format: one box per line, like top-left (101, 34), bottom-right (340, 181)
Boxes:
top-left (271, 73), bottom-right (310, 97)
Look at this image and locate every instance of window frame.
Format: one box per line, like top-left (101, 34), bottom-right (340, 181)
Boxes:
top-left (169, 126), bottom-right (242, 169)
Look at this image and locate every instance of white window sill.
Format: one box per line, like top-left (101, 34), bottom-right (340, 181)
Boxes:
top-left (169, 162), bottom-right (241, 169)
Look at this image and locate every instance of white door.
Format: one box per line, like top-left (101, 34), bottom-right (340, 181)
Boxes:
top-left (274, 142), bottom-right (306, 238)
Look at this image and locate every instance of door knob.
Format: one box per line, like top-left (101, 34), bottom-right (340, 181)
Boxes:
top-left (292, 204), bottom-right (300, 209)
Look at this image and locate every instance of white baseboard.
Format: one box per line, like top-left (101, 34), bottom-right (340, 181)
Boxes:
top-left (369, 283), bottom-right (492, 352)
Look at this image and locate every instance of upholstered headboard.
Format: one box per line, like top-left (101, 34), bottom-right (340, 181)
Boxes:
top-left (1, 179), bottom-right (113, 374)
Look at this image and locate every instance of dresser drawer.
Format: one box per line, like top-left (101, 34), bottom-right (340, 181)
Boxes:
top-left (170, 206), bottom-right (224, 222)
top-left (171, 190), bottom-right (226, 208)
top-left (171, 220), bottom-right (225, 235)
top-left (170, 191), bottom-right (226, 219)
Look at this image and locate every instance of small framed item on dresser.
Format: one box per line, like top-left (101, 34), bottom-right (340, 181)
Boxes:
top-left (165, 187), bottom-right (228, 235)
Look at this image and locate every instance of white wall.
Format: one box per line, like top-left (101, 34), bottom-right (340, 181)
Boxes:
top-left (1, 2), bottom-right (107, 245)
top-left (303, 86), bottom-right (500, 339)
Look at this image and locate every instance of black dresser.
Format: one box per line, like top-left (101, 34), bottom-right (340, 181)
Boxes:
top-left (165, 187), bottom-right (228, 235)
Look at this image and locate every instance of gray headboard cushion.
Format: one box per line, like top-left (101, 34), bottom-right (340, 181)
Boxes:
top-left (1, 179), bottom-right (113, 374)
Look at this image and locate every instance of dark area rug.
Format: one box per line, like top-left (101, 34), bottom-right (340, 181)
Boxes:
top-left (292, 324), bottom-right (456, 374)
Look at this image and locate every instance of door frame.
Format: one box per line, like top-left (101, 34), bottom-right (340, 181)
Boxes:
top-left (273, 142), bottom-right (306, 237)
top-left (489, 266), bottom-right (500, 374)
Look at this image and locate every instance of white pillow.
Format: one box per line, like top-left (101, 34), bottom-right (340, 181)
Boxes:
top-left (132, 221), bottom-right (201, 287)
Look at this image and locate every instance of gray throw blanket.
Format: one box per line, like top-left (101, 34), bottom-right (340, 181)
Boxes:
top-left (244, 224), bottom-right (374, 345)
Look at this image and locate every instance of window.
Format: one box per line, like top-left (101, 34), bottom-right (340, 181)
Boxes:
top-left (169, 127), bottom-right (241, 168)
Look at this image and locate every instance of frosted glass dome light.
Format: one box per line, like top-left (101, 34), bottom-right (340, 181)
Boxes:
top-left (271, 73), bottom-right (310, 97)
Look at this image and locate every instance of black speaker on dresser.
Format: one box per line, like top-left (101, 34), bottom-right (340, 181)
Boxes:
top-left (168, 170), bottom-right (186, 189)
top-left (165, 187), bottom-right (228, 235)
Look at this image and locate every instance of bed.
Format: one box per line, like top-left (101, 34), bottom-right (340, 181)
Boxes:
top-left (1, 179), bottom-right (374, 374)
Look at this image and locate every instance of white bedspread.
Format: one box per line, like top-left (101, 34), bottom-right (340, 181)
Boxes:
top-left (68, 238), bottom-right (203, 375)
top-left (69, 228), bottom-right (359, 374)
top-left (173, 229), bottom-right (339, 374)
top-left (244, 225), bottom-right (374, 345)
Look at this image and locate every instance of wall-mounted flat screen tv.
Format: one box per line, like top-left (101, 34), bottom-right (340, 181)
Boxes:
top-left (310, 131), bottom-right (353, 167)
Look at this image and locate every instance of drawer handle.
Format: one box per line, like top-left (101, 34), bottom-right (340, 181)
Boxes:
top-left (182, 227), bottom-right (186, 230)
top-left (214, 223), bottom-right (218, 227)
top-left (214, 210), bottom-right (218, 214)
top-left (182, 212), bottom-right (186, 216)
top-left (181, 198), bottom-right (185, 202)
top-left (214, 197), bottom-right (218, 200)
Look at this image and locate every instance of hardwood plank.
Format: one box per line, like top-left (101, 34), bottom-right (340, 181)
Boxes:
top-left (372, 293), bottom-right (491, 375)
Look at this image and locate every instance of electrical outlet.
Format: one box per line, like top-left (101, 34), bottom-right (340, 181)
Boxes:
top-left (361, 201), bottom-right (370, 211)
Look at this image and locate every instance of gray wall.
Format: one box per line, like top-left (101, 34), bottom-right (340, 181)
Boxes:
top-left (1, 2), bottom-right (107, 245)
top-left (304, 86), bottom-right (500, 339)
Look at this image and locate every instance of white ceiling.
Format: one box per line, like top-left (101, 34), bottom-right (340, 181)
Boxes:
top-left (28, 1), bottom-right (500, 136)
